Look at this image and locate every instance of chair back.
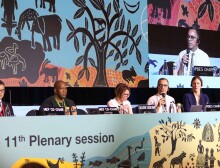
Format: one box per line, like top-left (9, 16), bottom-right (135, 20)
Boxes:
top-left (26, 109), bottom-right (37, 116)
top-left (77, 109), bottom-right (87, 115)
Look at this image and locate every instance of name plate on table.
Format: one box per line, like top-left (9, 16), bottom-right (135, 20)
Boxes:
top-left (194, 66), bottom-right (213, 76)
top-left (43, 107), bottom-right (65, 115)
top-left (98, 107), bottom-right (119, 114)
top-left (138, 105), bottom-right (155, 113)
top-left (205, 104), bottom-right (220, 112)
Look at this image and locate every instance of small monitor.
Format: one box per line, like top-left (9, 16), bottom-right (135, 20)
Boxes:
top-left (86, 108), bottom-right (100, 115)
top-left (98, 107), bottom-right (119, 114)
top-left (43, 107), bottom-right (65, 115)
top-left (138, 105), bottom-right (156, 113)
top-left (190, 105), bottom-right (203, 112)
top-left (205, 104), bottom-right (220, 112)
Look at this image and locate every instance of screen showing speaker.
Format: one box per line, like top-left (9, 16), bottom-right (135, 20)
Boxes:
top-left (148, 25), bottom-right (220, 88)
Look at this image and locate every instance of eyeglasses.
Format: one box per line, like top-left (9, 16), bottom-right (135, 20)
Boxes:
top-left (186, 35), bottom-right (197, 40)
top-left (123, 93), bottom-right (130, 96)
top-left (0, 89), bottom-right (5, 93)
top-left (158, 84), bottom-right (168, 87)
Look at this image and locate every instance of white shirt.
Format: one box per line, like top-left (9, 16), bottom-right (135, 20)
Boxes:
top-left (176, 48), bottom-right (210, 76)
top-left (107, 98), bottom-right (133, 114)
top-left (147, 93), bottom-right (176, 113)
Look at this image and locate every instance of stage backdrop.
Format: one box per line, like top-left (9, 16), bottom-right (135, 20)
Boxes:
top-left (0, 0), bottom-right (148, 87)
top-left (1, 113), bottom-right (220, 167)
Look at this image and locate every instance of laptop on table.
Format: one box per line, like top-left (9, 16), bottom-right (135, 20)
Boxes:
top-left (190, 105), bottom-right (203, 112)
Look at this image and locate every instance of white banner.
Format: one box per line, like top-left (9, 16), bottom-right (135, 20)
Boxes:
top-left (0, 113), bottom-right (220, 168)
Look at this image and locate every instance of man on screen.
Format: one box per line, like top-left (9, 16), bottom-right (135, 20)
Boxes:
top-left (176, 27), bottom-right (210, 76)
top-left (39, 80), bottom-right (77, 115)
top-left (147, 78), bottom-right (176, 113)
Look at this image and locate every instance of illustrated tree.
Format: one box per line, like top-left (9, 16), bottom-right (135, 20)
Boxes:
top-left (159, 117), bottom-right (192, 157)
top-left (66, 0), bottom-right (142, 87)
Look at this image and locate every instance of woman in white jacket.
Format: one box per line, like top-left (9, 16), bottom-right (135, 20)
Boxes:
top-left (107, 83), bottom-right (133, 114)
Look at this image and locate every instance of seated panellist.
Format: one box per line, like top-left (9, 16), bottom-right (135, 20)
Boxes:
top-left (147, 78), bottom-right (176, 113)
top-left (39, 80), bottom-right (77, 115)
top-left (107, 83), bottom-right (133, 114)
top-left (182, 76), bottom-right (209, 112)
top-left (0, 80), bottom-right (14, 117)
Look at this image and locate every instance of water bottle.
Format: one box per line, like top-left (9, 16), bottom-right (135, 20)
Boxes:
top-left (170, 103), bottom-right (175, 113)
top-left (173, 62), bottom-right (177, 75)
top-left (163, 60), bottom-right (169, 75)
top-left (159, 68), bottom-right (164, 75)
top-left (159, 67), bottom-right (164, 75)
top-left (176, 103), bottom-right (182, 113)
top-left (179, 62), bottom-right (185, 75)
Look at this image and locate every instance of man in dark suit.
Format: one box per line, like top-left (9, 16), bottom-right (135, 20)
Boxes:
top-left (0, 80), bottom-right (14, 116)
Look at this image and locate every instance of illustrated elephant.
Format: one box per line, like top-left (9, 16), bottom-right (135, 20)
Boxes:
top-left (31, 14), bottom-right (62, 51)
top-left (148, 0), bottom-right (173, 19)
top-left (35, 0), bottom-right (56, 13)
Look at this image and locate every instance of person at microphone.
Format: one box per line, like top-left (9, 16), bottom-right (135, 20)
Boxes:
top-left (0, 80), bottom-right (14, 116)
top-left (176, 27), bottom-right (210, 76)
top-left (182, 76), bottom-right (209, 112)
top-left (147, 78), bottom-right (176, 113)
top-left (39, 80), bottom-right (77, 115)
top-left (107, 83), bottom-right (133, 114)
